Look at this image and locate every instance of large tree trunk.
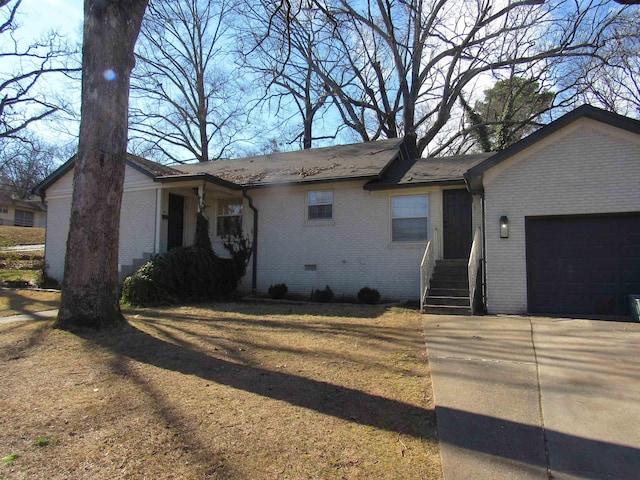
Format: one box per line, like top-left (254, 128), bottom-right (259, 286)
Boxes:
top-left (56, 0), bottom-right (149, 330)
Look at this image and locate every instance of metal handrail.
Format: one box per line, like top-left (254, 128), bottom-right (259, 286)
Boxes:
top-left (420, 240), bottom-right (435, 312)
top-left (468, 227), bottom-right (482, 315)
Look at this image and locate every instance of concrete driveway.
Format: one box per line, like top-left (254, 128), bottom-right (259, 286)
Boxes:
top-left (424, 315), bottom-right (640, 480)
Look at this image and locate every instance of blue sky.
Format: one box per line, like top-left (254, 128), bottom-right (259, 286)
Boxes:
top-left (19, 0), bottom-right (83, 42)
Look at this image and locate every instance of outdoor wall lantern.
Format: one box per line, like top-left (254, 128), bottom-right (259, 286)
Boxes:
top-left (500, 216), bottom-right (509, 238)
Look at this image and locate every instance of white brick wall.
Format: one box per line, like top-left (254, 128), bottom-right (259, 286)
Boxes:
top-left (118, 189), bottom-right (158, 270)
top-left (44, 165), bottom-right (160, 282)
top-left (245, 181), bottom-right (452, 301)
top-left (484, 118), bottom-right (640, 314)
top-left (43, 196), bottom-right (72, 280)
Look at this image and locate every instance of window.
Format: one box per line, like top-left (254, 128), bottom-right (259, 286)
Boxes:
top-left (307, 190), bottom-right (333, 220)
top-left (14, 209), bottom-right (34, 227)
top-left (0, 207), bottom-right (8, 214)
top-left (216, 199), bottom-right (242, 237)
top-left (391, 195), bottom-right (428, 242)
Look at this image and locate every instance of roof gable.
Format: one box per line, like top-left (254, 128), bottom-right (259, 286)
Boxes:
top-left (465, 105), bottom-right (640, 193)
top-left (33, 153), bottom-right (181, 195)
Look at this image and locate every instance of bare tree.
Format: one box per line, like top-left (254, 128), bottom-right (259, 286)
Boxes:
top-left (0, 0), bottom-right (79, 141)
top-left (57, 0), bottom-right (149, 330)
top-left (0, 136), bottom-right (64, 198)
top-left (290, 0), bottom-right (626, 158)
top-left (565, 9), bottom-right (639, 116)
top-left (239, 2), bottom-right (337, 149)
top-left (130, 0), bottom-right (243, 163)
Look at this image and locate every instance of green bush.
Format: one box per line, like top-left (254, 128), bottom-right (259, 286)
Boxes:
top-left (357, 287), bottom-right (380, 304)
top-left (268, 283), bottom-right (288, 299)
top-left (311, 285), bottom-right (334, 303)
top-left (34, 268), bottom-right (60, 290)
top-left (121, 238), bottom-right (252, 307)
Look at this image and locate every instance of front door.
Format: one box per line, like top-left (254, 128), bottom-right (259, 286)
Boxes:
top-left (167, 193), bottom-right (184, 250)
top-left (443, 189), bottom-right (472, 259)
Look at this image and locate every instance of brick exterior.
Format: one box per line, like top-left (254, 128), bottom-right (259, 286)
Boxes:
top-left (483, 118), bottom-right (640, 314)
top-left (44, 166), bottom-right (160, 282)
top-left (244, 181), bottom-right (455, 301)
top-left (43, 196), bottom-right (71, 280)
top-left (43, 163), bottom-right (480, 303)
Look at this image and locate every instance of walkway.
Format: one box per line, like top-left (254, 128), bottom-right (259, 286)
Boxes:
top-left (424, 315), bottom-right (640, 479)
top-left (0, 309), bottom-right (58, 324)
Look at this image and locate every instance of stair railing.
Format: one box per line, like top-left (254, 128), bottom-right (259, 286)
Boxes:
top-left (468, 227), bottom-right (482, 315)
top-left (420, 239), bottom-right (435, 312)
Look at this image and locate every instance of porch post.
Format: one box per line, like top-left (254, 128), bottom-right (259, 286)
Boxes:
top-left (154, 187), bottom-right (162, 253)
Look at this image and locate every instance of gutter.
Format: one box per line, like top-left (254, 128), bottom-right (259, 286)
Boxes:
top-left (465, 174), bottom-right (488, 313)
top-left (242, 188), bottom-right (258, 292)
top-left (480, 191), bottom-right (488, 313)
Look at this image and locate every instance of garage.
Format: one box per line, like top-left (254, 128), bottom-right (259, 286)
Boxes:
top-left (526, 214), bottom-right (640, 316)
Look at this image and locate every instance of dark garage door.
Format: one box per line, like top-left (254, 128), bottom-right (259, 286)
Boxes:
top-left (526, 214), bottom-right (640, 316)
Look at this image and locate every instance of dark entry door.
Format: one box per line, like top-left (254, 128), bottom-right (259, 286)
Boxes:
top-left (526, 214), bottom-right (640, 316)
top-left (167, 193), bottom-right (184, 250)
top-left (443, 189), bottom-right (473, 259)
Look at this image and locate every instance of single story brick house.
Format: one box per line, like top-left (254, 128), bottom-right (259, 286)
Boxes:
top-left (35, 105), bottom-right (640, 317)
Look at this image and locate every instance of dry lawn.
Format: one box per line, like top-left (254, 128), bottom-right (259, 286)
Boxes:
top-left (0, 289), bottom-right (60, 317)
top-left (0, 227), bottom-right (45, 247)
top-left (0, 301), bottom-right (442, 480)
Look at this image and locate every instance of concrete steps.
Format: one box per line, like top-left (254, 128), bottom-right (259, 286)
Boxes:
top-left (119, 252), bottom-right (153, 281)
top-left (423, 259), bottom-right (471, 315)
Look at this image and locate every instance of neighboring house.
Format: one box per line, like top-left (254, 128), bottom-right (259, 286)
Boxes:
top-left (0, 190), bottom-right (47, 228)
top-left (34, 105), bottom-right (640, 318)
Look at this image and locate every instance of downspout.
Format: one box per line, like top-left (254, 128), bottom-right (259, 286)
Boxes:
top-left (481, 191), bottom-right (488, 313)
top-left (242, 187), bottom-right (258, 292)
top-left (465, 173), bottom-right (488, 313)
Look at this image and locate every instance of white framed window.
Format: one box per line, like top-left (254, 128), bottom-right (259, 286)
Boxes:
top-left (0, 207), bottom-right (8, 214)
top-left (391, 195), bottom-right (428, 242)
top-left (216, 199), bottom-right (242, 237)
top-left (307, 190), bottom-right (333, 221)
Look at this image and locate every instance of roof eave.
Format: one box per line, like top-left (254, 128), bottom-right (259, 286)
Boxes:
top-left (32, 156), bottom-right (76, 196)
top-left (155, 173), bottom-right (242, 191)
top-left (364, 178), bottom-right (467, 191)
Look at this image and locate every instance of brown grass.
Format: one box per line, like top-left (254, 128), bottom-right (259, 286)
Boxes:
top-left (0, 226), bottom-right (45, 247)
top-left (0, 301), bottom-right (442, 480)
top-left (0, 288), bottom-right (60, 317)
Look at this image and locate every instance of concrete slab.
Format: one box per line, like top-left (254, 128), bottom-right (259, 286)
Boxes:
top-left (532, 317), bottom-right (640, 479)
top-left (425, 315), bottom-right (548, 479)
top-left (425, 314), bottom-right (640, 480)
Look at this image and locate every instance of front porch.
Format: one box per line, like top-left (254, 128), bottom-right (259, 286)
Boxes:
top-left (118, 178), bottom-right (254, 284)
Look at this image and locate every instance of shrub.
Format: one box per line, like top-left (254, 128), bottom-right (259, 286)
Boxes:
top-left (34, 268), bottom-right (60, 290)
top-left (357, 287), bottom-right (380, 304)
top-left (268, 283), bottom-right (288, 299)
top-left (311, 284), bottom-right (334, 303)
top-left (121, 240), bottom-right (252, 307)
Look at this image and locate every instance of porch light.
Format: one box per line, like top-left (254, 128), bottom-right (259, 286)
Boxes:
top-left (500, 216), bottom-right (509, 238)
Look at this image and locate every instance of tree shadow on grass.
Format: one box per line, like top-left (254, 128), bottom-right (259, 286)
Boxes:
top-left (80, 322), bottom-right (437, 440)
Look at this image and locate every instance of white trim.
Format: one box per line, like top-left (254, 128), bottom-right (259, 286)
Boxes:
top-left (389, 193), bottom-right (429, 243)
top-left (154, 187), bottom-right (162, 254)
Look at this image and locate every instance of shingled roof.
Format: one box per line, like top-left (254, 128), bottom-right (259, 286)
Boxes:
top-left (35, 138), bottom-right (496, 195)
top-left (161, 138), bottom-right (406, 187)
top-left (365, 153), bottom-right (492, 190)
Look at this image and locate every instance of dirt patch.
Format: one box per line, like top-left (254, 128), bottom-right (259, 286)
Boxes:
top-left (0, 302), bottom-right (441, 479)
